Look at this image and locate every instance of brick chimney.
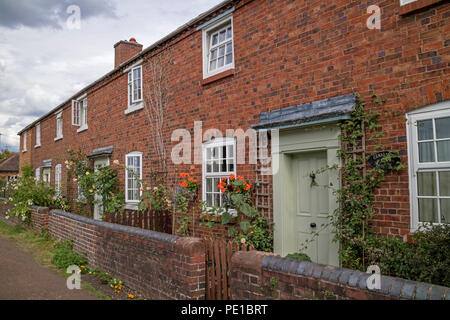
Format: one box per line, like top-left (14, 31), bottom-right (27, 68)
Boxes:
top-left (114, 38), bottom-right (143, 68)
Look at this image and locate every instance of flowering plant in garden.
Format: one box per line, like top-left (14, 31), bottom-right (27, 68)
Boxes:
top-left (175, 171), bottom-right (198, 236)
top-left (200, 173), bottom-right (273, 252)
top-left (3, 165), bottom-right (69, 223)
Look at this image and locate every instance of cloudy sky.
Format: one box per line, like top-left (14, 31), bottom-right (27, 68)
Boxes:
top-left (0, 0), bottom-right (223, 151)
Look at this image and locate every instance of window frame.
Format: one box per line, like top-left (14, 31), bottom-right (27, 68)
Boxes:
top-left (35, 123), bottom-right (41, 148)
top-left (202, 14), bottom-right (235, 80)
top-left (125, 65), bottom-right (143, 114)
top-left (55, 111), bottom-right (63, 141)
top-left (35, 168), bottom-right (40, 181)
top-left (125, 151), bottom-right (143, 205)
top-left (202, 137), bottom-right (237, 210)
top-left (22, 132), bottom-right (27, 152)
top-left (407, 102), bottom-right (450, 231)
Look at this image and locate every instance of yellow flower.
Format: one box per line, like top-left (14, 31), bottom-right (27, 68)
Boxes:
top-left (85, 171), bottom-right (90, 175)
top-left (128, 294), bottom-right (135, 299)
top-left (89, 189), bottom-right (93, 193)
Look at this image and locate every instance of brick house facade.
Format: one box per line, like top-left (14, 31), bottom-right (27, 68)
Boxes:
top-left (17, 0), bottom-right (449, 265)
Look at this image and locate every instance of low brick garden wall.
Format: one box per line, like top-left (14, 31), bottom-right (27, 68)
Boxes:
top-left (231, 251), bottom-right (450, 300)
top-left (0, 199), bottom-right (205, 300)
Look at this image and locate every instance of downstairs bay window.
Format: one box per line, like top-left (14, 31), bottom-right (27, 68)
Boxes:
top-left (407, 102), bottom-right (450, 229)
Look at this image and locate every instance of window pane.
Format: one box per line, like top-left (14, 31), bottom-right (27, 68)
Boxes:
top-left (206, 178), bottom-right (212, 193)
top-left (417, 119), bottom-right (433, 140)
top-left (219, 30), bottom-right (226, 42)
top-left (228, 145), bottom-right (233, 158)
top-left (226, 54), bottom-right (233, 65)
top-left (218, 57), bottom-right (224, 68)
top-left (439, 171), bottom-right (450, 196)
top-left (228, 162), bottom-right (234, 172)
top-left (226, 42), bottom-right (232, 54)
top-left (441, 199), bottom-right (450, 224)
top-left (437, 141), bottom-right (450, 162)
top-left (221, 159), bottom-right (227, 172)
top-left (218, 45), bottom-right (225, 57)
top-left (436, 117), bottom-right (450, 139)
top-left (211, 48), bottom-right (217, 60)
top-left (206, 193), bottom-right (212, 206)
top-left (226, 27), bottom-right (232, 39)
top-left (212, 34), bottom-right (218, 46)
top-left (418, 142), bottom-right (435, 162)
top-left (206, 162), bottom-right (212, 173)
top-left (418, 198), bottom-right (438, 223)
top-left (213, 161), bottom-right (219, 172)
top-left (417, 172), bottom-right (436, 196)
top-left (210, 60), bottom-right (216, 71)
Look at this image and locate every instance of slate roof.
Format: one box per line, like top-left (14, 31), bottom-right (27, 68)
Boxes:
top-left (0, 153), bottom-right (20, 173)
top-left (252, 94), bottom-right (356, 130)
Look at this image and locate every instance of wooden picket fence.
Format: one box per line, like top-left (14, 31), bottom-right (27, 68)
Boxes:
top-left (105, 209), bottom-right (172, 234)
top-left (204, 237), bottom-right (254, 300)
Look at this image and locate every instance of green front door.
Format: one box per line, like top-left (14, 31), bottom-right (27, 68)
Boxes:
top-left (292, 150), bottom-right (338, 265)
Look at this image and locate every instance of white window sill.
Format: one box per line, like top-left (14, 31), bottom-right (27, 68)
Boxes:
top-left (54, 136), bottom-right (63, 142)
top-left (77, 125), bottom-right (88, 133)
top-left (34, 145), bottom-right (41, 149)
top-left (124, 102), bottom-right (144, 115)
top-left (203, 65), bottom-right (234, 81)
top-left (125, 202), bottom-right (139, 211)
top-left (22, 150), bottom-right (27, 153)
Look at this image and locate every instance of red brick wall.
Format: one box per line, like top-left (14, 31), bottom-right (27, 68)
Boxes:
top-left (48, 209), bottom-right (205, 299)
top-left (19, 0), bottom-right (450, 239)
top-left (231, 251), bottom-right (450, 300)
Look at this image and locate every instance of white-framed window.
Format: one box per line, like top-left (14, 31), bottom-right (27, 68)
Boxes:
top-left (35, 123), bottom-right (41, 147)
top-left (202, 14), bottom-right (234, 79)
top-left (72, 96), bottom-right (88, 131)
top-left (42, 168), bottom-right (51, 183)
top-left (55, 112), bottom-right (63, 140)
top-left (55, 164), bottom-right (62, 195)
top-left (202, 137), bottom-right (236, 207)
top-left (35, 168), bottom-right (40, 181)
top-left (124, 65), bottom-right (143, 114)
top-left (22, 132), bottom-right (27, 152)
top-left (407, 101), bottom-right (450, 230)
top-left (400, 0), bottom-right (417, 6)
top-left (125, 151), bottom-right (142, 203)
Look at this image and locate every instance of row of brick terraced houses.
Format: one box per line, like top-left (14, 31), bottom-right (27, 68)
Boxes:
top-left (17, 0), bottom-right (449, 266)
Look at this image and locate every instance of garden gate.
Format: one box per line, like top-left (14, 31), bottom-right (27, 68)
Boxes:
top-left (204, 238), bottom-right (254, 300)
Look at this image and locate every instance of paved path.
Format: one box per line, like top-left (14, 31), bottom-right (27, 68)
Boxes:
top-left (0, 237), bottom-right (98, 300)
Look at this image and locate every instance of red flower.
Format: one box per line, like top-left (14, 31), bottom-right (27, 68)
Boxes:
top-left (229, 174), bottom-right (235, 181)
top-left (180, 181), bottom-right (188, 188)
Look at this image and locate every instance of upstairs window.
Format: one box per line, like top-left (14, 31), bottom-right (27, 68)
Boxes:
top-left (407, 102), bottom-right (450, 229)
top-left (55, 112), bottom-right (63, 141)
top-left (125, 151), bottom-right (142, 203)
top-left (202, 138), bottom-right (236, 207)
top-left (72, 96), bottom-right (88, 131)
top-left (35, 123), bottom-right (41, 147)
top-left (128, 66), bottom-right (142, 106)
top-left (22, 132), bottom-right (27, 152)
top-left (202, 14), bottom-right (234, 79)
